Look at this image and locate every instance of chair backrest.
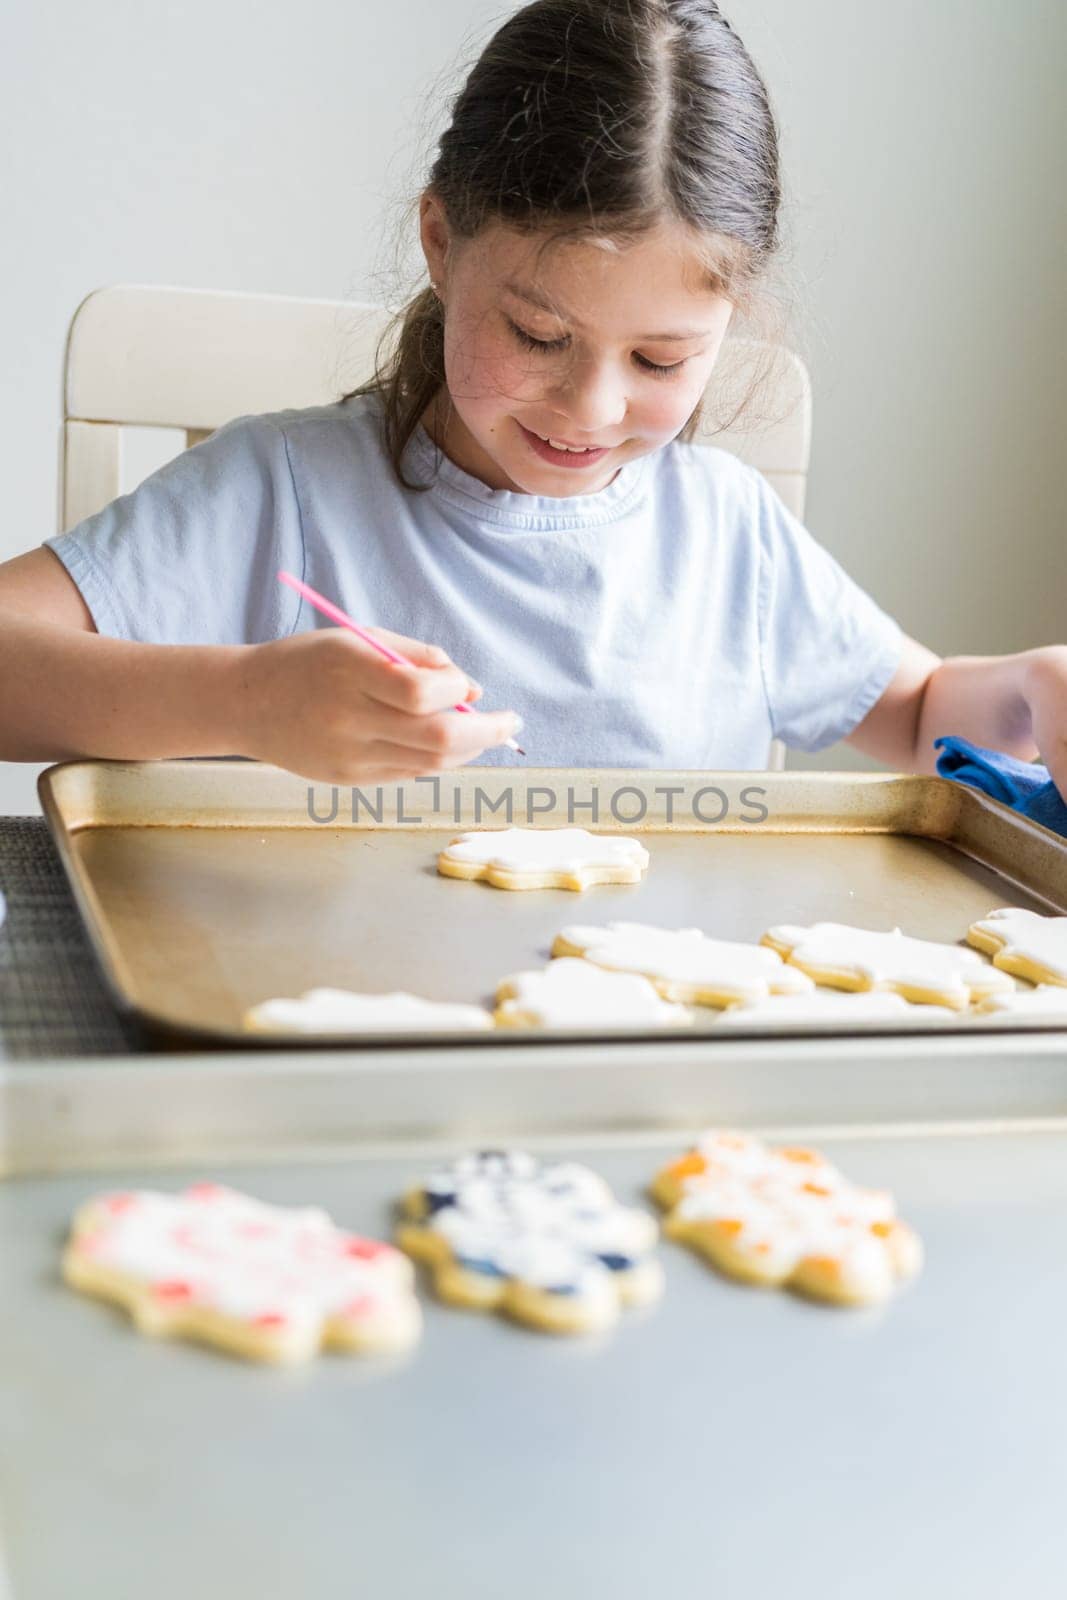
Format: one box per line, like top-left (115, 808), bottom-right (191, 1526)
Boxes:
top-left (62, 284), bottom-right (812, 769)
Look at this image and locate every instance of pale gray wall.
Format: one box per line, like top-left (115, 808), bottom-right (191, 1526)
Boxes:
top-left (2, 0), bottom-right (1064, 814)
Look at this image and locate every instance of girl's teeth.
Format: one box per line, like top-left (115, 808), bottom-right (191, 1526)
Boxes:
top-left (544, 436), bottom-right (593, 453)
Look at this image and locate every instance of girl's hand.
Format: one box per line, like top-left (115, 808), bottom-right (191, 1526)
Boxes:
top-left (235, 626), bottom-right (520, 785)
top-left (1024, 645), bottom-right (1067, 799)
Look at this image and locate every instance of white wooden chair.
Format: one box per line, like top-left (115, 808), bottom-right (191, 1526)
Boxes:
top-left (61, 284), bottom-right (812, 771)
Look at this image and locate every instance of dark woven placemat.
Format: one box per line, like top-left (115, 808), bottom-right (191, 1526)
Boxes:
top-left (0, 817), bottom-right (145, 1060)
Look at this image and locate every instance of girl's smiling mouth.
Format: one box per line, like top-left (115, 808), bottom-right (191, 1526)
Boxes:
top-left (517, 421), bottom-right (613, 467)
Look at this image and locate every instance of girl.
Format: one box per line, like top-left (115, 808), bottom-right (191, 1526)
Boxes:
top-left (1, 0), bottom-right (1064, 794)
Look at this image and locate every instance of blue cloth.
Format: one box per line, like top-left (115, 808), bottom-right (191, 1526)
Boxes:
top-left (934, 735), bottom-right (1067, 838)
top-left (44, 390), bottom-right (903, 769)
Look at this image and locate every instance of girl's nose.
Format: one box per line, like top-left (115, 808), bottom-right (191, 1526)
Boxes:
top-left (552, 359), bottom-right (627, 436)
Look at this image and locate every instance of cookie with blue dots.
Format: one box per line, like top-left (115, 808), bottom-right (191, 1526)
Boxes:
top-left (396, 1150), bottom-right (663, 1335)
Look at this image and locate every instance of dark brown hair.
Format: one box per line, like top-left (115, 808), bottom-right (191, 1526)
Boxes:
top-left (344, 0), bottom-right (784, 489)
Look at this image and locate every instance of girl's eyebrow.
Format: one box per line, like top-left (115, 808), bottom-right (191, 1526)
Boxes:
top-left (502, 278), bottom-right (709, 343)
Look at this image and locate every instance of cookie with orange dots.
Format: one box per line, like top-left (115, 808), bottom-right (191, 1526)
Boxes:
top-left (650, 1131), bottom-right (922, 1308)
top-left (62, 1184), bottom-right (422, 1363)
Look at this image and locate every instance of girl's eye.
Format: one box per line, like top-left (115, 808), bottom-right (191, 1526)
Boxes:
top-left (635, 353), bottom-right (687, 379)
top-left (505, 318), bottom-right (686, 379)
top-left (507, 319), bottom-right (569, 355)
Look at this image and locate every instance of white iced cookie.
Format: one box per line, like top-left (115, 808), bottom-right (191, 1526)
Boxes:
top-left (63, 1184), bottom-right (422, 1363)
top-left (494, 957), bottom-right (693, 1029)
top-left (243, 988), bottom-right (494, 1034)
top-left (762, 921), bottom-right (1014, 1010)
top-left (651, 1132), bottom-right (922, 1309)
top-left (966, 908), bottom-right (1067, 988)
top-left (713, 990), bottom-right (957, 1026)
top-left (437, 827), bottom-right (649, 891)
top-left (973, 985), bottom-right (1067, 1018)
top-left (397, 1150), bottom-right (663, 1335)
top-left (552, 921), bottom-right (815, 1008)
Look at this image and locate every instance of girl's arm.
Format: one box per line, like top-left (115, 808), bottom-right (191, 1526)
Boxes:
top-left (0, 547), bottom-right (245, 760)
top-left (0, 549), bottom-right (514, 781)
top-left (846, 635), bottom-right (1067, 795)
top-left (0, 605), bottom-right (251, 761)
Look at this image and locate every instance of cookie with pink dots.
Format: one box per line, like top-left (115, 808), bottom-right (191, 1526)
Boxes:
top-left (494, 956), bottom-right (693, 1028)
top-left (552, 921), bottom-right (815, 1008)
top-left (396, 1150), bottom-right (663, 1335)
top-left (761, 920), bottom-right (1013, 1010)
top-left (62, 1184), bottom-right (422, 1363)
top-left (437, 826), bottom-right (649, 891)
top-left (966, 907), bottom-right (1067, 989)
top-left (650, 1131), bottom-right (922, 1308)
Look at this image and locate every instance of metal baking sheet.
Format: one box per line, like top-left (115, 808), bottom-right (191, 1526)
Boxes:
top-left (36, 758), bottom-right (1067, 1048)
top-left (2, 1123), bottom-right (1067, 1599)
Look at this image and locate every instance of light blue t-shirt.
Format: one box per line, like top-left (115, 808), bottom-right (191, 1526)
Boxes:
top-left (44, 391), bottom-right (902, 769)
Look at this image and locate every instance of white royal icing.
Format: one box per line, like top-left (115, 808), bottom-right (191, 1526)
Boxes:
top-left (413, 1150), bottom-right (656, 1296)
top-left (71, 1185), bottom-right (412, 1332)
top-left (677, 1131), bottom-right (846, 1193)
top-left (969, 908), bottom-right (1067, 984)
top-left (496, 958), bottom-right (693, 1027)
top-left (243, 988), bottom-right (494, 1033)
top-left (765, 921), bottom-right (1014, 1003)
top-left (440, 827), bottom-right (648, 874)
top-left (714, 991), bottom-right (957, 1025)
top-left (557, 921), bottom-right (815, 1003)
top-left (974, 984), bottom-right (1067, 1017)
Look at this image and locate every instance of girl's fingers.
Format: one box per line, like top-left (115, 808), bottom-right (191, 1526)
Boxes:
top-left (362, 625), bottom-right (456, 671)
top-left (353, 734), bottom-right (499, 776)
top-left (358, 703), bottom-right (519, 759)
top-left (335, 628), bottom-right (483, 711)
top-left (365, 656), bottom-right (482, 717)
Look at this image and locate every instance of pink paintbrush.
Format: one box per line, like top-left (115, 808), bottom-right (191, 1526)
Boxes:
top-left (276, 570), bottom-right (525, 755)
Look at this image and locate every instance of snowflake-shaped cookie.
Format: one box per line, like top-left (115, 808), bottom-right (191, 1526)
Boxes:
top-left (242, 988), bottom-right (494, 1034)
top-left (396, 1150), bottom-right (663, 1334)
top-left (437, 827), bottom-right (649, 891)
top-left (966, 908), bottom-right (1067, 988)
top-left (651, 1131), bottom-right (922, 1308)
top-left (494, 957), bottom-right (693, 1028)
top-left (762, 920), bottom-right (1013, 1009)
top-left (63, 1184), bottom-right (422, 1362)
top-left (552, 921), bottom-right (815, 1007)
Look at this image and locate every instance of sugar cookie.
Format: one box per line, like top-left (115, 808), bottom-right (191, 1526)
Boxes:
top-left (713, 990), bottom-right (958, 1026)
top-left (651, 1132), bottom-right (922, 1308)
top-left (552, 921), bottom-right (815, 1008)
top-left (762, 920), bottom-right (1013, 1010)
top-left (242, 988), bottom-right (494, 1033)
top-left (396, 1150), bottom-right (663, 1335)
top-left (494, 957), bottom-right (693, 1028)
top-left (966, 908), bottom-right (1067, 988)
top-left (973, 985), bottom-right (1067, 1018)
top-left (63, 1184), bottom-right (422, 1363)
top-left (437, 827), bottom-right (649, 891)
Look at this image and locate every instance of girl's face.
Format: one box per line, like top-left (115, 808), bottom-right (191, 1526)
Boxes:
top-left (419, 196), bottom-right (735, 496)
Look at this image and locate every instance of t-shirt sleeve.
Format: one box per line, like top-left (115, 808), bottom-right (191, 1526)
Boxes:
top-left (42, 414), bottom-right (306, 645)
top-left (755, 468), bottom-right (903, 752)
